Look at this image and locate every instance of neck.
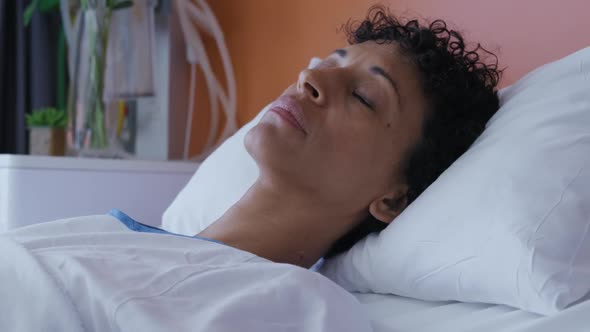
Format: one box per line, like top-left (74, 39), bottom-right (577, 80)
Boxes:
top-left (197, 178), bottom-right (364, 268)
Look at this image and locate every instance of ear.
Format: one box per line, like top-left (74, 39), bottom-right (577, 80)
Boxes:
top-left (368, 186), bottom-right (408, 224)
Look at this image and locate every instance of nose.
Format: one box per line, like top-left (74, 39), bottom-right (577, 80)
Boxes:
top-left (297, 69), bottom-right (325, 105)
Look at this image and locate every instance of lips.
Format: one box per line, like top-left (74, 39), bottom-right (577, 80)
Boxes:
top-left (268, 96), bottom-right (308, 135)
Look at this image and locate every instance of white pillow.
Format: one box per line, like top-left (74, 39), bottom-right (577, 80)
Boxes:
top-left (163, 47), bottom-right (590, 315)
top-left (321, 46), bottom-right (590, 315)
top-left (162, 109), bottom-right (264, 235)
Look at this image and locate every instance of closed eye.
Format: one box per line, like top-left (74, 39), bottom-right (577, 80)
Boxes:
top-left (353, 90), bottom-right (374, 110)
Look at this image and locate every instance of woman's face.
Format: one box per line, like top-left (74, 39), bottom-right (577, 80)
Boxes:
top-left (245, 41), bottom-right (428, 216)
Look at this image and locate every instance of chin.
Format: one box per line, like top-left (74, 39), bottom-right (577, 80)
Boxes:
top-left (244, 122), bottom-right (301, 176)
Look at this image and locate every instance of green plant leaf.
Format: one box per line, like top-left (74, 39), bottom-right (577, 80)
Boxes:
top-left (111, 0), bottom-right (133, 10)
top-left (23, 0), bottom-right (39, 27)
top-left (39, 0), bottom-right (60, 11)
top-left (25, 114), bottom-right (34, 127)
top-left (23, 0), bottom-right (60, 27)
top-left (26, 108), bottom-right (67, 128)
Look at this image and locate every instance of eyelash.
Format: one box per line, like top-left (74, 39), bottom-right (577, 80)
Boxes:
top-left (352, 90), bottom-right (374, 110)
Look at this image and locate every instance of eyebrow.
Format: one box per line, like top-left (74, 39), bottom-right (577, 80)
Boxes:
top-left (333, 49), bottom-right (347, 57)
top-left (370, 66), bottom-right (400, 97)
top-left (332, 48), bottom-right (401, 106)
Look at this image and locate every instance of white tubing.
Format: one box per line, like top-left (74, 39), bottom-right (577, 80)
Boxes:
top-left (194, 0), bottom-right (238, 142)
top-left (183, 64), bottom-right (197, 160)
top-left (184, 18), bottom-right (220, 160)
top-left (176, 0), bottom-right (238, 161)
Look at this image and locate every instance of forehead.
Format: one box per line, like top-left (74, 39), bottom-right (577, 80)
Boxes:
top-left (338, 41), bottom-right (409, 69)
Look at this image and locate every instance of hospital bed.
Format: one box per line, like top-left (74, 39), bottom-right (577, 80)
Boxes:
top-left (2, 155), bottom-right (589, 331)
top-left (354, 293), bottom-right (590, 332)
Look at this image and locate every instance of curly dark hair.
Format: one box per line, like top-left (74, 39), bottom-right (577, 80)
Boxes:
top-left (325, 6), bottom-right (502, 258)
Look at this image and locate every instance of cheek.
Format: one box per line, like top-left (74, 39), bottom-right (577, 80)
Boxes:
top-left (316, 126), bottom-right (394, 186)
top-left (326, 122), bottom-right (390, 165)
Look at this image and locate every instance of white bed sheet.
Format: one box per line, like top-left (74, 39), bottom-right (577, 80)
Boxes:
top-left (1, 215), bottom-right (373, 331)
top-left (354, 292), bottom-right (590, 332)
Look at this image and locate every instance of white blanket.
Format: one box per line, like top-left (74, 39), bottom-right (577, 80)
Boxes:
top-left (0, 215), bottom-right (372, 332)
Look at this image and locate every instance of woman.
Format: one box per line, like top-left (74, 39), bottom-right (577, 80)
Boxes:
top-left (1, 6), bottom-right (501, 332)
top-left (198, 7), bottom-right (501, 267)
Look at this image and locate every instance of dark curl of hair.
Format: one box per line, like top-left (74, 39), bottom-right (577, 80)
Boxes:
top-left (325, 6), bottom-right (502, 258)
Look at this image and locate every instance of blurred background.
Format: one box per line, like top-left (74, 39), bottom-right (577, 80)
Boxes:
top-left (1, 0), bottom-right (589, 160)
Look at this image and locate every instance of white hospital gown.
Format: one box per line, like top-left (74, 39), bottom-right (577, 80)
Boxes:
top-left (0, 214), bottom-right (372, 332)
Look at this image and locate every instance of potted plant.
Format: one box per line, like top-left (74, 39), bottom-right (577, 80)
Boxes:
top-left (24, 0), bottom-right (134, 158)
top-left (26, 107), bottom-right (67, 156)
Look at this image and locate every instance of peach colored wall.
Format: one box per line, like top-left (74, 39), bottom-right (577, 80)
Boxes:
top-left (387, 0), bottom-right (590, 85)
top-left (188, 0), bottom-right (590, 154)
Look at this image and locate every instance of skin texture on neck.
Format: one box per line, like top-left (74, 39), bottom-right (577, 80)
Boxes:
top-left (198, 178), bottom-right (366, 268)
